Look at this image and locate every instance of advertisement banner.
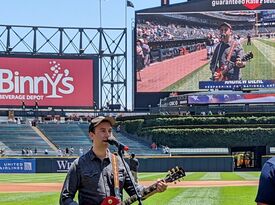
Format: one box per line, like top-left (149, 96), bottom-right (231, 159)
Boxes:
top-left (188, 92), bottom-right (275, 104)
top-left (0, 159), bottom-right (36, 173)
top-left (199, 80), bottom-right (275, 90)
top-left (54, 158), bottom-right (76, 173)
top-left (138, 0), bottom-right (275, 13)
top-left (0, 57), bottom-right (94, 107)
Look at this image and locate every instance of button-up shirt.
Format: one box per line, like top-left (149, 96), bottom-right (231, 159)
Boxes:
top-left (60, 149), bottom-right (143, 205)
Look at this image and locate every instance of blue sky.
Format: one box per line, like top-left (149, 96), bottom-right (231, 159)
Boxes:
top-left (0, 0), bottom-right (185, 28)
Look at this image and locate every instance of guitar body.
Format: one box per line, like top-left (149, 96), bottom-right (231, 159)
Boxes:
top-left (101, 196), bottom-right (121, 205)
top-left (101, 166), bottom-right (185, 205)
top-left (214, 66), bottom-right (228, 81)
top-left (214, 51), bottom-right (253, 81)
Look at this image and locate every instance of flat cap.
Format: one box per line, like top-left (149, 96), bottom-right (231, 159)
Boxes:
top-left (89, 116), bottom-right (115, 132)
top-left (219, 22), bottom-right (232, 29)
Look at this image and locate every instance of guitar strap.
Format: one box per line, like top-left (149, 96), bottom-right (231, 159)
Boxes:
top-left (111, 153), bottom-right (121, 200)
top-left (226, 41), bottom-right (237, 63)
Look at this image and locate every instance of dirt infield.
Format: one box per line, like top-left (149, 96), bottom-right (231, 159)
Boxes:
top-left (0, 181), bottom-right (258, 192)
top-left (137, 49), bottom-right (208, 92)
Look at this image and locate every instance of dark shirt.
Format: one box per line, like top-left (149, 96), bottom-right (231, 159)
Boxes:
top-left (60, 149), bottom-right (143, 205)
top-left (210, 41), bottom-right (244, 80)
top-left (255, 157), bottom-right (275, 204)
top-left (129, 158), bottom-right (139, 172)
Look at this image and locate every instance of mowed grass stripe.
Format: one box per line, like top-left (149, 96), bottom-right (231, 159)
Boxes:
top-left (167, 187), bottom-right (220, 205)
top-left (220, 186), bottom-right (258, 205)
top-left (0, 187), bottom-right (258, 205)
top-left (183, 172), bottom-right (206, 181)
top-left (220, 172), bottom-right (244, 180)
top-left (141, 188), bottom-right (186, 205)
top-left (144, 186), bottom-right (258, 205)
top-left (200, 172), bottom-right (221, 180)
top-left (0, 173), bottom-right (66, 183)
top-left (253, 39), bottom-right (275, 66)
top-left (259, 38), bottom-right (275, 48)
top-left (0, 172), bottom-right (261, 183)
top-left (234, 172), bottom-right (260, 180)
top-left (163, 62), bottom-right (210, 91)
top-left (242, 42), bottom-right (275, 79)
top-left (245, 172), bottom-right (261, 177)
top-left (139, 173), bottom-right (167, 181)
top-left (0, 192), bottom-right (60, 205)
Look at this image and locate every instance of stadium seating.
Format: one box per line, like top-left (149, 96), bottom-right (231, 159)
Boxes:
top-left (37, 122), bottom-right (92, 155)
top-left (113, 131), bottom-right (164, 156)
top-left (37, 122), bottom-right (164, 156)
top-left (0, 123), bottom-right (54, 155)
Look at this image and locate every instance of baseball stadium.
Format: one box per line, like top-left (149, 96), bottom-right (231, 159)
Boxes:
top-left (0, 0), bottom-right (275, 204)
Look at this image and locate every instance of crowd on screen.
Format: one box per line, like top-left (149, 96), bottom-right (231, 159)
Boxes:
top-left (136, 16), bottom-right (257, 70)
top-left (137, 20), bottom-right (216, 42)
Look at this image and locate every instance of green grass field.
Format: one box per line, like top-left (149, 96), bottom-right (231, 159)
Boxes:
top-left (0, 172), bottom-right (260, 205)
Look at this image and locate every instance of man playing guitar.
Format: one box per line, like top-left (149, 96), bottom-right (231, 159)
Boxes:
top-left (59, 116), bottom-right (167, 205)
top-left (210, 22), bottom-right (246, 81)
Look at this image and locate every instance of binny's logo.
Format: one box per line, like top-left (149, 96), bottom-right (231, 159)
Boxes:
top-left (0, 61), bottom-right (74, 98)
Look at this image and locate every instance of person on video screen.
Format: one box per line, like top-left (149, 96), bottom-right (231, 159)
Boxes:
top-left (210, 22), bottom-right (246, 81)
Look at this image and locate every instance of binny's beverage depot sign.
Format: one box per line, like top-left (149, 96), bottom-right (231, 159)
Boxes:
top-left (0, 57), bottom-right (95, 107)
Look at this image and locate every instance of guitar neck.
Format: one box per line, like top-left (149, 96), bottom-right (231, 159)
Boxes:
top-left (123, 183), bottom-right (158, 205)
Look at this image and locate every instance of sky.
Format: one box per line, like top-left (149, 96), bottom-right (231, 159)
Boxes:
top-left (0, 0), bottom-right (185, 28)
top-left (0, 0), bottom-right (186, 109)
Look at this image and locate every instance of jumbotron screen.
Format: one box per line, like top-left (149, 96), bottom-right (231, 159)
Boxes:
top-left (136, 9), bottom-right (275, 92)
top-left (0, 57), bottom-right (96, 107)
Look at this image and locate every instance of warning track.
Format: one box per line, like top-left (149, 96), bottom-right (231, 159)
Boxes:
top-left (0, 180), bottom-right (258, 192)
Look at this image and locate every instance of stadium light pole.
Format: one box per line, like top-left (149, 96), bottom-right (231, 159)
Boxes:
top-left (125, 0), bottom-right (135, 111)
top-left (99, 0), bottom-right (102, 27)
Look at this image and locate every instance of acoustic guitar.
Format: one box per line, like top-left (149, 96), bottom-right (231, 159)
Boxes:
top-left (101, 166), bottom-right (186, 205)
top-left (214, 51), bottom-right (253, 81)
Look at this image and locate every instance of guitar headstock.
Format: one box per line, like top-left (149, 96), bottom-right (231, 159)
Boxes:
top-left (164, 166), bottom-right (186, 183)
top-left (243, 51), bottom-right (253, 61)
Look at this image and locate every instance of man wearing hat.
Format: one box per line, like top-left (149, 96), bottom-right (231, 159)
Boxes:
top-left (60, 116), bottom-right (167, 205)
top-left (210, 22), bottom-right (246, 81)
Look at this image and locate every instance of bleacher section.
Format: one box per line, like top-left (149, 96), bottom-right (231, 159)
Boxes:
top-left (0, 122), bottom-right (166, 156)
top-left (37, 122), bottom-right (163, 156)
top-left (0, 123), bottom-right (53, 155)
top-left (113, 131), bottom-right (164, 156)
top-left (37, 122), bottom-right (92, 155)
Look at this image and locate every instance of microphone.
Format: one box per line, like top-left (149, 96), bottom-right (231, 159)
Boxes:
top-left (220, 34), bottom-right (226, 38)
top-left (106, 136), bottom-right (129, 151)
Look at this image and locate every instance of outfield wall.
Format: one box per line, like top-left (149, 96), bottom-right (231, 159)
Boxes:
top-left (136, 156), bottom-right (233, 172)
top-left (261, 155), bottom-right (275, 167)
top-left (0, 156), bottom-right (233, 173)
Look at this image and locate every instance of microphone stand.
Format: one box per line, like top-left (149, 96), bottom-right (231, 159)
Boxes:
top-left (116, 144), bottom-right (143, 205)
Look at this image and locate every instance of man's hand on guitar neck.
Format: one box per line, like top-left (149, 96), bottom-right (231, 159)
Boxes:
top-left (235, 57), bottom-right (246, 68)
top-left (142, 179), bottom-right (168, 200)
top-left (156, 180), bottom-right (167, 193)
